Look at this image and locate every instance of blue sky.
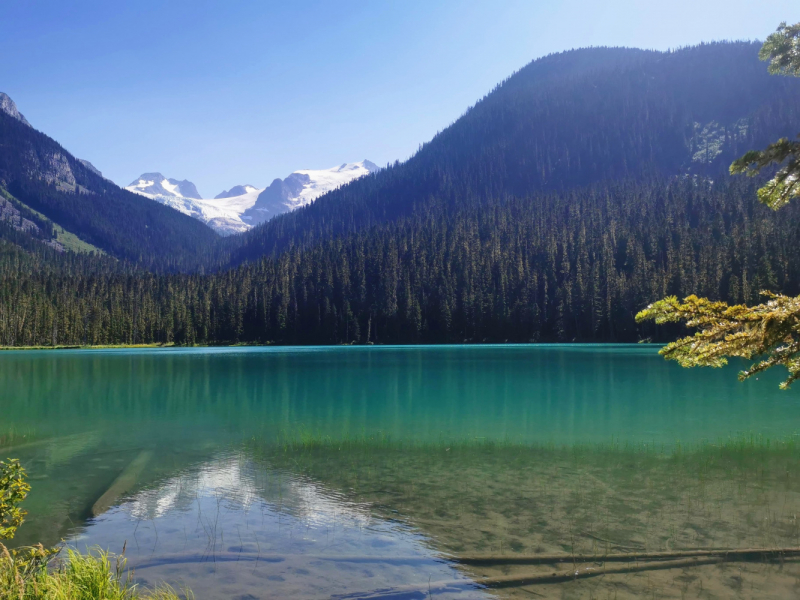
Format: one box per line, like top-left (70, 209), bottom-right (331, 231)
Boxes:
top-left (2, 1), bottom-right (799, 197)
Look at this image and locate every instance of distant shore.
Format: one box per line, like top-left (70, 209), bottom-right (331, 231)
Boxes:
top-left (0, 342), bottom-right (280, 351)
top-left (0, 343), bottom-right (177, 351)
top-left (0, 341), bottom-right (653, 351)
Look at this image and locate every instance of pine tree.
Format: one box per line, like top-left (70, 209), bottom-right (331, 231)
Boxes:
top-left (638, 22), bottom-right (800, 388)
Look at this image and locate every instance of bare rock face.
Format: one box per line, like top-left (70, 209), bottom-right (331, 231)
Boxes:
top-left (244, 173), bottom-right (311, 225)
top-left (0, 93), bottom-right (31, 127)
top-left (215, 185), bottom-right (256, 199)
top-left (0, 195), bottom-right (38, 233)
top-left (244, 161), bottom-right (379, 227)
top-left (44, 152), bottom-right (77, 190)
top-left (22, 149), bottom-right (78, 192)
top-left (78, 159), bottom-right (103, 178)
top-left (0, 193), bottom-right (64, 251)
top-left (0, 93), bottom-right (80, 192)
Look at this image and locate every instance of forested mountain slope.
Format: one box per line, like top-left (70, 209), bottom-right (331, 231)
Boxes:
top-left (3, 41), bottom-right (800, 346)
top-left (0, 109), bottom-right (220, 270)
top-left (230, 42), bottom-right (800, 263)
top-left (4, 176), bottom-right (798, 346)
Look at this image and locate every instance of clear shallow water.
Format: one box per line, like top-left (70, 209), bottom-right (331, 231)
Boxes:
top-left (3, 345), bottom-right (800, 599)
top-left (77, 454), bottom-right (486, 599)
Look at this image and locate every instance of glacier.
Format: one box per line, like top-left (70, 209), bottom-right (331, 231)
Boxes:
top-left (125, 161), bottom-right (378, 236)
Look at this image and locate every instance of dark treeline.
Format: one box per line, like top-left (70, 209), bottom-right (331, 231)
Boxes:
top-left (2, 177), bottom-right (797, 347)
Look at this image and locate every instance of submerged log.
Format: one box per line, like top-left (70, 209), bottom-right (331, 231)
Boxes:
top-left (452, 546), bottom-right (800, 565)
top-left (91, 450), bottom-right (153, 516)
top-left (331, 557), bottom-right (729, 598)
top-left (130, 546), bottom-right (800, 569)
top-left (338, 553), bottom-right (800, 598)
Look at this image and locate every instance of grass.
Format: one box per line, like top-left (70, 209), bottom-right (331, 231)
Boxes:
top-left (0, 458), bottom-right (192, 600)
top-left (0, 548), bottom-right (193, 600)
top-left (50, 226), bottom-right (102, 255)
top-left (0, 429), bottom-right (37, 450)
top-left (0, 187), bottom-right (103, 256)
top-left (0, 547), bottom-right (189, 600)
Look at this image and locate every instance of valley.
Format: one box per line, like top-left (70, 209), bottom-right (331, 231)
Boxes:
top-left (3, 8), bottom-right (800, 600)
top-left (1, 41), bottom-right (799, 346)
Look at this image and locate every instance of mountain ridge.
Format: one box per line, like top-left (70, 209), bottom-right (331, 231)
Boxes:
top-left (124, 160), bottom-right (379, 235)
top-left (4, 41), bottom-right (800, 345)
top-left (0, 103), bottom-right (220, 270)
top-left (215, 185), bottom-right (257, 199)
top-left (126, 173), bottom-right (202, 200)
top-left (228, 42), bottom-right (800, 264)
top-left (0, 92), bottom-right (30, 127)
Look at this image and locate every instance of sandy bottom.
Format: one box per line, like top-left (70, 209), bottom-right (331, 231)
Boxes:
top-left (10, 434), bottom-right (800, 598)
top-left (256, 440), bottom-right (800, 599)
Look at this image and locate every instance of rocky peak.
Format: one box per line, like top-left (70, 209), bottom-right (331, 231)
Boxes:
top-left (78, 159), bottom-right (103, 178)
top-left (0, 92), bottom-right (31, 126)
top-left (126, 173), bottom-right (202, 199)
top-left (215, 185), bottom-right (257, 199)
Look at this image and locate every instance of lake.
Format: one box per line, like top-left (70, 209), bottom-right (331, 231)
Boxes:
top-left (3, 345), bottom-right (800, 599)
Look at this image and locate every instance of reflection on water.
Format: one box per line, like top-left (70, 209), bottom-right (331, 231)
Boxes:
top-left (4, 345), bottom-right (800, 598)
top-left (71, 452), bottom-right (489, 600)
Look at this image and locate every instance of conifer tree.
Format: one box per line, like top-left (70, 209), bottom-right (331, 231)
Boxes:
top-left (638, 22), bottom-right (800, 388)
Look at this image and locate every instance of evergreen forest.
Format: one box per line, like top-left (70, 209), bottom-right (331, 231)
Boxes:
top-left (2, 41), bottom-right (800, 347)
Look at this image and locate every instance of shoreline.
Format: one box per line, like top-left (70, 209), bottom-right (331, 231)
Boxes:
top-left (0, 341), bottom-right (655, 351)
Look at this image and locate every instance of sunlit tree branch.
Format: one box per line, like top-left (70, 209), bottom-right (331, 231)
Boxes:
top-left (637, 293), bottom-right (800, 388)
top-left (640, 21), bottom-right (800, 388)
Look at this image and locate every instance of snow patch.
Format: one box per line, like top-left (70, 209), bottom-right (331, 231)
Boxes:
top-left (160, 179), bottom-right (181, 196)
top-left (125, 160), bottom-right (378, 235)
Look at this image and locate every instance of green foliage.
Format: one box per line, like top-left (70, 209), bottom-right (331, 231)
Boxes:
top-left (232, 42), bottom-right (800, 265)
top-left (3, 42), bottom-right (800, 349)
top-left (0, 460), bottom-right (29, 540)
top-left (0, 460), bottom-right (59, 597)
top-left (0, 547), bottom-right (187, 600)
top-left (760, 21), bottom-right (800, 76)
top-left (0, 462), bottom-right (189, 599)
top-left (637, 293), bottom-right (800, 389)
top-left (730, 137), bottom-right (800, 209)
top-left (729, 23), bottom-right (800, 210)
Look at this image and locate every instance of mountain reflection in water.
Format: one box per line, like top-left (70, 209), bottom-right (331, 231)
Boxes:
top-left (68, 452), bottom-right (490, 600)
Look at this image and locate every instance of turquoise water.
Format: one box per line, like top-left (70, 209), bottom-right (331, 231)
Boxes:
top-left (2, 344), bottom-right (797, 445)
top-left (3, 345), bottom-right (800, 598)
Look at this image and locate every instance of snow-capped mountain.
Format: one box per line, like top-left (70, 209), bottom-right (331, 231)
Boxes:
top-left (126, 173), bottom-right (202, 200)
top-left (125, 160), bottom-right (378, 235)
top-left (215, 185), bottom-right (257, 199)
top-left (0, 92), bottom-right (31, 126)
top-left (126, 177), bottom-right (261, 235)
top-left (243, 160), bottom-right (379, 226)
